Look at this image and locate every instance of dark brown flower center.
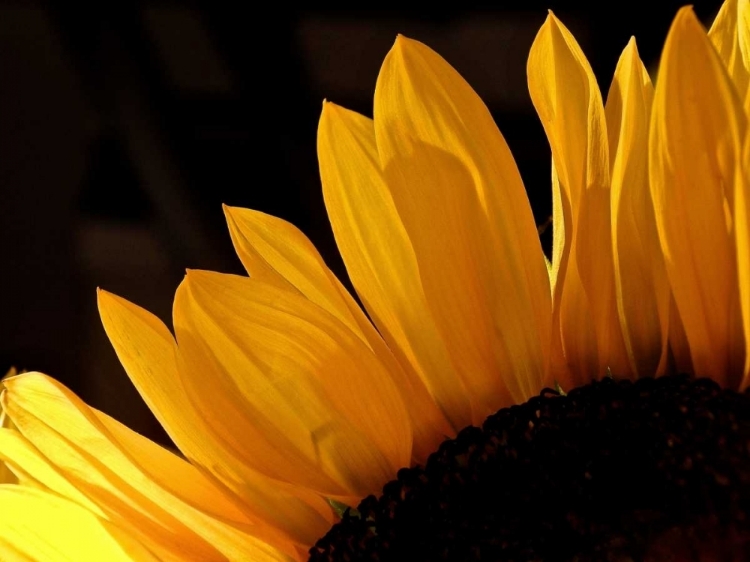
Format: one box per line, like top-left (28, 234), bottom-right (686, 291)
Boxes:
top-left (309, 375), bottom-right (750, 561)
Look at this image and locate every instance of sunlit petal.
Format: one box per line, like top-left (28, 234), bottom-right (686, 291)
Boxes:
top-left (528, 12), bottom-right (630, 386)
top-left (605, 38), bottom-right (670, 377)
top-left (709, 0), bottom-right (750, 98)
top-left (650, 7), bottom-right (746, 386)
top-left (374, 36), bottom-right (551, 421)
top-left (174, 270), bottom-right (411, 501)
top-left (98, 290), bottom-right (333, 552)
top-left (225, 202), bottom-right (451, 463)
top-left (0, 486), bottom-right (161, 562)
top-left (1, 373), bottom-right (291, 562)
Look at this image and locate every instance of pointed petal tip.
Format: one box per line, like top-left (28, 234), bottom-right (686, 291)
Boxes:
top-left (97, 288), bottom-right (125, 311)
top-left (671, 5), bottom-right (700, 33)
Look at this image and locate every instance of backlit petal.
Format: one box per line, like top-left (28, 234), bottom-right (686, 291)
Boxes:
top-left (605, 38), bottom-right (670, 377)
top-left (374, 35), bottom-right (551, 421)
top-left (98, 290), bottom-right (333, 553)
top-left (0, 486), bottom-right (160, 562)
top-left (735, 131), bottom-right (750, 389)
top-left (709, 0), bottom-right (750, 98)
top-left (173, 270), bottom-right (411, 501)
top-left (528, 12), bottom-right (630, 384)
top-left (649, 7), bottom-right (746, 386)
top-left (1, 373), bottom-right (291, 562)
top-left (225, 202), bottom-right (451, 463)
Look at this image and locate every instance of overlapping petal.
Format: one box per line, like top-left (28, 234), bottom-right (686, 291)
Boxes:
top-left (373, 36), bottom-right (551, 421)
top-left (649, 7), bottom-right (746, 387)
top-left (528, 12), bottom-right (631, 386)
top-left (709, 0), bottom-right (750, 99)
top-left (224, 203), bottom-right (451, 462)
top-left (1, 373), bottom-right (290, 562)
top-left (605, 39), bottom-right (670, 377)
top-left (0, 486), bottom-right (160, 562)
top-left (98, 290), bottom-right (333, 554)
top-left (173, 270), bottom-right (411, 502)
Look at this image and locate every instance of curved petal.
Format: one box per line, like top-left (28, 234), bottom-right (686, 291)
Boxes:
top-left (318, 102), bottom-right (466, 438)
top-left (1, 373), bottom-right (291, 562)
top-left (736, 131), bottom-right (750, 390)
top-left (98, 290), bottom-right (333, 553)
top-left (173, 270), bottom-right (411, 501)
top-left (374, 36), bottom-right (551, 421)
top-left (0, 486), bottom-right (160, 562)
top-left (709, 0), bottom-right (750, 98)
top-left (649, 7), bottom-right (746, 386)
top-left (605, 38), bottom-right (670, 377)
top-left (225, 203), bottom-right (451, 463)
top-left (528, 12), bottom-right (630, 384)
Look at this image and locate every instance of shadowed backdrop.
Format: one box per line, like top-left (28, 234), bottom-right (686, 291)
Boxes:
top-left (0, 0), bottom-right (723, 442)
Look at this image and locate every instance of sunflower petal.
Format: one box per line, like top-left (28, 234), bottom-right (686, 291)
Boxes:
top-left (649, 7), bottom-right (746, 386)
top-left (374, 36), bottom-right (551, 420)
top-left (225, 202), bottom-right (451, 463)
top-left (709, 0), bottom-right (750, 98)
top-left (605, 38), bottom-right (670, 377)
top-left (98, 290), bottom-right (333, 552)
top-left (173, 270), bottom-right (411, 501)
top-left (0, 486), bottom-right (161, 562)
top-left (318, 102), bottom-right (467, 439)
top-left (1, 373), bottom-right (291, 562)
top-left (736, 132), bottom-right (750, 389)
top-left (528, 12), bottom-right (630, 383)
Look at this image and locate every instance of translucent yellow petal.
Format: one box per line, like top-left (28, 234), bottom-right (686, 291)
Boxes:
top-left (318, 103), bottom-right (467, 437)
top-left (736, 132), bottom-right (750, 389)
top-left (374, 36), bottom-right (551, 420)
top-left (528, 11), bottom-right (630, 383)
top-left (650, 7), bottom-right (746, 386)
top-left (0, 486), bottom-right (160, 562)
top-left (225, 202), bottom-right (451, 463)
top-left (709, 0), bottom-right (750, 98)
top-left (2, 373), bottom-right (291, 562)
top-left (0, 428), bottom-right (104, 514)
top-left (605, 38), bottom-right (670, 377)
top-left (97, 290), bottom-right (333, 553)
top-left (174, 270), bottom-right (411, 501)
top-left (740, 0), bottom-right (750, 74)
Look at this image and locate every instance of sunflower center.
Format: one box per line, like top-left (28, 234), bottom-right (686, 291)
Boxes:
top-left (309, 375), bottom-right (750, 561)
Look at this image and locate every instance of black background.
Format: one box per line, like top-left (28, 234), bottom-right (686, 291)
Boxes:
top-left (0, 1), bottom-right (722, 441)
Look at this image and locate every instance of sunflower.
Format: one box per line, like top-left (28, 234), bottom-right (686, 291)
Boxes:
top-left (1, 1), bottom-right (749, 560)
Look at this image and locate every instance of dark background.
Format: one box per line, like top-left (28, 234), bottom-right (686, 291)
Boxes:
top-left (0, 1), bottom-right (722, 441)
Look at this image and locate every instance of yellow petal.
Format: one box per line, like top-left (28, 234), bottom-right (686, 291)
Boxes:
top-left (650, 7), bottom-right (746, 386)
top-left (736, 131), bottom-right (750, 389)
top-left (318, 102), bottom-right (467, 440)
top-left (528, 12), bottom-right (630, 383)
top-left (709, 0), bottom-right (750, 98)
top-left (605, 38), bottom-right (670, 377)
top-left (97, 289), bottom-right (333, 553)
top-left (1, 373), bottom-right (291, 562)
top-left (0, 428), bottom-right (103, 514)
top-left (374, 36), bottom-right (551, 420)
top-left (0, 486), bottom-right (161, 562)
top-left (174, 270), bottom-right (411, 501)
top-left (225, 203), bottom-right (451, 463)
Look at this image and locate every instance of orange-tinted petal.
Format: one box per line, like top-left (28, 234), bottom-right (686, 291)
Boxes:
top-left (98, 289), bottom-right (333, 553)
top-left (650, 7), bottom-right (746, 386)
top-left (173, 270), bottom-right (411, 502)
top-left (709, 0), bottom-right (750, 98)
top-left (374, 36), bottom-right (551, 421)
top-left (605, 38), bottom-right (670, 377)
top-left (528, 12), bottom-right (630, 385)
top-left (225, 203), bottom-right (451, 463)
